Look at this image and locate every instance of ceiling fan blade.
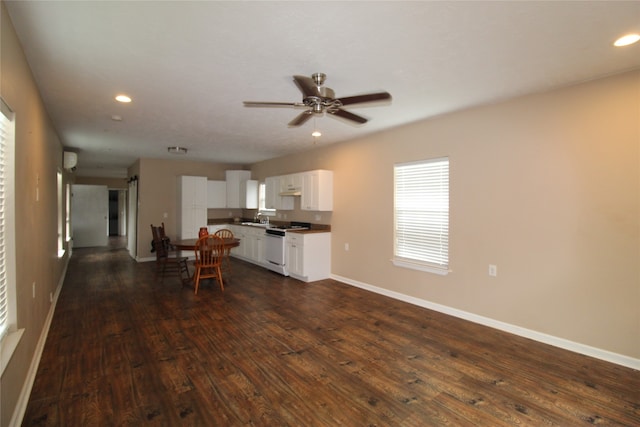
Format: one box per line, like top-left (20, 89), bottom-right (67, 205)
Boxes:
top-left (243, 101), bottom-right (304, 108)
top-left (337, 92), bottom-right (392, 106)
top-left (288, 110), bottom-right (314, 127)
top-left (293, 75), bottom-right (321, 98)
top-left (328, 108), bottom-right (368, 124)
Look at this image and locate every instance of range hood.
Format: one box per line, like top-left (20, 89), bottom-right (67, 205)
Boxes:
top-left (279, 190), bottom-right (301, 196)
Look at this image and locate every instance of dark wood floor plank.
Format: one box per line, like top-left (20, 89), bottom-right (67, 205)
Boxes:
top-left (21, 240), bottom-right (640, 426)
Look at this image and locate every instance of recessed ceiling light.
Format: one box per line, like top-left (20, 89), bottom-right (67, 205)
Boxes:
top-left (115, 94), bottom-right (132, 103)
top-left (614, 33), bottom-right (640, 47)
top-left (311, 130), bottom-right (322, 137)
top-left (167, 146), bottom-right (187, 154)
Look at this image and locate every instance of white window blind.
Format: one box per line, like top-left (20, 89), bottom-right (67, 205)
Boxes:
top-left (0, 110), bottom-right (11, 339)
top-left (394, 157), bottom-right (449, 274)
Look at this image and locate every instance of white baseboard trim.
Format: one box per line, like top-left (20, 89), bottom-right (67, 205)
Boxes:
top-left (10, 256), bottom-right (69, 427)
top-left (331, 274), bottom-right (640, 371)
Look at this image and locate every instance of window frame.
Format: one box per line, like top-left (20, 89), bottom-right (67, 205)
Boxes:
top-left (0, 99), bottom-right (21, 375)
top-left (258, 181), bottom-right (276, 217)
top-left (57, 169), bottom-right (65, 258)
top-left (392, 156), bottom-right (450, 276)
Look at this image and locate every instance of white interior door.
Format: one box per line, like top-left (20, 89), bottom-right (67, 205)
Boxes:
top-left (72, 184), bottom-right (109, 247)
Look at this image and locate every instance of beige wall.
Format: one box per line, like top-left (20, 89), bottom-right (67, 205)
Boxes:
top-left (74, 176), bottom-right (127, 189)
top-left (252, 70), bottom-right (640, 360)
top-left (134, 158), bottom-right (245, 259)
top-left (2, 0), bottom-right (638, 421)
top-left (1, 3), bottom-right (71, 425)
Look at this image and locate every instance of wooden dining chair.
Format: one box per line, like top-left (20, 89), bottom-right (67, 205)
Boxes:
top-left (151, 224), bottom-right (190, 285)
top-left (193, 234), bottom-right (226, 294)
top-left (214, 228), bottom-right (234, 274)
top-left (158, 222), bottom-right (176, 251)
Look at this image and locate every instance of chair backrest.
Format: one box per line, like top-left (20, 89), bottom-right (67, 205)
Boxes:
top-left (150, 224), bottom-right (170, 259)
top-left (159, 222), bottom-right (168, 239)
top-left (214, 228), bottom-right (234, 239)
top-left (194, 234), bottom-right (225, 267)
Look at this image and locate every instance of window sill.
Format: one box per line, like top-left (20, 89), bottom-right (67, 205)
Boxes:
top-left (1, 328), bottom-right (24, 375)
top-left (391, 258), bottom-right (450, 276)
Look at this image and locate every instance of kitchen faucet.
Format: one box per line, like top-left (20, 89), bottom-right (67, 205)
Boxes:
top-left (255, 212), bottom-right (269, 224)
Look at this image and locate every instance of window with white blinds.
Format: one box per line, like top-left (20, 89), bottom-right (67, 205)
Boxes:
top-left (0, 106), bottom-right (15, 340)
top-left (393, 157), bottom-right (450, 275)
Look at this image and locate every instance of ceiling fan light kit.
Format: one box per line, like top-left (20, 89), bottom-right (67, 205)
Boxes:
top-left (244, 73), bottom-right (392, 128)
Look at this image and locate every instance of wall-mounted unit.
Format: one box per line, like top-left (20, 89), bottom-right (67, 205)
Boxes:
top-left (63, 151), bottom-right (78, 170)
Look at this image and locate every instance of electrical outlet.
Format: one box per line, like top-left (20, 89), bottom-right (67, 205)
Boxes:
top-left (489, 264), bottom-right (497, 277)
top-left (32, 282), bottom-right (36, 298)
top-left (345, 243), bottom-right (350, 251)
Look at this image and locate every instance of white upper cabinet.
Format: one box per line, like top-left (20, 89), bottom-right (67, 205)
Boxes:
top-left (225, 170), bottom-right (257, 209)
top-left (241, 179), bottom-right (259, 209)
top-left (265, 176), bottom-right (293, 210)
top-left (301, 170), bottom-right (333, 211)
top-left (265, 169), bottom-right (333, 211)
top-left (279, 173), bottom-right (303, 194)
top-left (207, 180), bottom-right (226, 208)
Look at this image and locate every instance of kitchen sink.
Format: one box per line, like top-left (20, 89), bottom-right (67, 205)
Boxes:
top-left (240, 222), bottom-right (268, 227)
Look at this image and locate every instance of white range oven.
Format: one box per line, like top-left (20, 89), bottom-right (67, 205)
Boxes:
top-left (264, 222), bottom-right (310, 276)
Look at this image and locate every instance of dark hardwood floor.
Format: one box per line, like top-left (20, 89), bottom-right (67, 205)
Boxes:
top-left (23, 242), bottom-right (639, 426)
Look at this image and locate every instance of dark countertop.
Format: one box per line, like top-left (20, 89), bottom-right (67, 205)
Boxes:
top-left (207, 218), bottom-right (331, 233)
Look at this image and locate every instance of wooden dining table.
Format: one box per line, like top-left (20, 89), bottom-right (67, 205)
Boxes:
top-left (173, 237), bottom-right (240, 252)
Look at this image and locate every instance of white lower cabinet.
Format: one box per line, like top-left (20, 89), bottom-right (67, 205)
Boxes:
top-left (228, 225), bottom-right (265, 266)
top-left (206, 224), bottom-right (226, 235)
top-left (286, 232), bottom-right (331, 282)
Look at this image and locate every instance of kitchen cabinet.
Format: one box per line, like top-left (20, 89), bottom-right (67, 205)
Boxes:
top-left (241, 179), bottom-right (259, 209)
top-left (207, 180), bottom-right (226, 208)
top-left (286, 232), bottom-right (331, 282)
top-left (265, 176), bottom-right (293, 210)
top-left (301, 170), bottom-right (333, 211)
top-left (249, 230), bottom-right (265, 263)
top-left (226, 170), bottom-right (258, 209)
top-left (177, 175), bottom-right (208, 239)
top-left (228, 224), bottom-right (265, 266)
top-left (228, 225), bottom-right (246, 258)
top-left (279, 173), bottom-right (303, 194)
top-left (206, 224), bottom-right (226, 235)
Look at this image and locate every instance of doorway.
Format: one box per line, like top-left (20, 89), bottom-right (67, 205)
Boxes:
top-left (109, 190), bottom-right (119, 236)
top-left (72, 184), bottom-right (108, 248)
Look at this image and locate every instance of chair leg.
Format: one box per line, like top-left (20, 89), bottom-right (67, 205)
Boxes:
top-left (224, 250), bottom-right (232, 274)
top-left (179, 259), bottom-right (190, 286)
top-left (194, 267), bottom-right (201, 294)
top-left (216, 266), bottom-right (224, 292)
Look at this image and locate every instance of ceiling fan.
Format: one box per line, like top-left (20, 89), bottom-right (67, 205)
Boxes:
top-left (243, 73), bottom-right (392, 127)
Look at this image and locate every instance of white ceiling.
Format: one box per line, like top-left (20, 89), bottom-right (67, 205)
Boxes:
top-left (5, 1), bottom-right (640, 178)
